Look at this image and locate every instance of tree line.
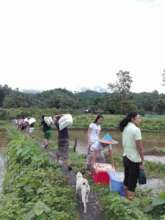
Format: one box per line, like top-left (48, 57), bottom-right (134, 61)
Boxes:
top-left (0, 70), bottom-right (165, 114)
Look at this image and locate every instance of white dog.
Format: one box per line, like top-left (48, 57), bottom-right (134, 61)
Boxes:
top-left (76, 172), bottom-right (90, 213)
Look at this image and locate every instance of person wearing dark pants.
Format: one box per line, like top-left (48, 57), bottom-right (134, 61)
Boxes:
top-left (119, 112), bottom-right (144, 200)
top-left (123, 156), bottom-right (140, 193)
top-left (54, 115), bottom-right (70, 169)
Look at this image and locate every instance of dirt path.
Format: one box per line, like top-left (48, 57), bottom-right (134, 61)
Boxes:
top-left (48, 150), bottom-right (103, 220)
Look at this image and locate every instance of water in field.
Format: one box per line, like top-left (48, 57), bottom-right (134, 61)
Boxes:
top-left (67, 129), bottom-right (165, 156)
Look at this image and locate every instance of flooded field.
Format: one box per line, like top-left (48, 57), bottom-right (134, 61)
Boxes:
top-left (68, 129), bottom-right (165, 156)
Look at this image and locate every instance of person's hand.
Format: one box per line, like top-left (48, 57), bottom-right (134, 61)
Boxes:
top-left (140, 161), bottom-right (145, 170)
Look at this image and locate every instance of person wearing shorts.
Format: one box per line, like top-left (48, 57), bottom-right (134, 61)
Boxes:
top-left (41, 115), bottom-right (52, 148)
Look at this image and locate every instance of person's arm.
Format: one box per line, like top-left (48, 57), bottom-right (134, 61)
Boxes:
top-left (108, 146), bottom-right (114, 167)
top-left (135, 128), bottom-right (144, 166)
top-left (136, 140), bottom-right (144, 165)
top-left (136, 139), bottom-right (145, 169)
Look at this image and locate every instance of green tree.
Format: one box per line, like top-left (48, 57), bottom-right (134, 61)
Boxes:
top-left (108, 70), bottom-right (133, 101)
top-left (154, 96), bottom-right (165, 114)
top-left (108, 70), bottom-right (134, 113)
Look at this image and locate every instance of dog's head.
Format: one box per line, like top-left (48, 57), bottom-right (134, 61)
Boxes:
top-left (76, 171), bottom-right (83, 179)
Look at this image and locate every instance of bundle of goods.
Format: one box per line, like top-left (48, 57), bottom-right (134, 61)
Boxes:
top-left (59, 114), bottom-right (73, 130)
top-left (28, 118), bottom-right (36, 125)
top-left (44, 117), bottom-right (53, 126)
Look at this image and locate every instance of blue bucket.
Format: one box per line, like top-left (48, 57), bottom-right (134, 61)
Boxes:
top-left (110, 179), bottom-right (125, 196)
top-left (109, 171), bottom-right (125, 196)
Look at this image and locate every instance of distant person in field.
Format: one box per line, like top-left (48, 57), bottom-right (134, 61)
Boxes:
top-left (41, 115), bottom-right (52, 149)
top-left (119, 112), bottom-right (144, 200)
top-left (19, 116), bottom-right (29, 131)
top-left (86, 114), bottom-right (103, 169)
top-left (28, 117), bottom-right (36, 137)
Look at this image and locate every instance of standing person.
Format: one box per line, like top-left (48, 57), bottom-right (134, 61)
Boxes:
top-left (86, 114), bottom-right (103, 169)
top-left (88, 114), bottom-right (103, 145)
top-left (54, 115), bottom-right (70, 167)
top-left (119, 112), bottom-right (144, 200)
top-left (28, 117), bottom-right (36, 137)
top-left (54, 115), bottom-right (69, 159)
top-left (41, 115), bottom-right (52, 149)
top-left (28, 123), bottom-right (35, 136)
top-left (19, 116), bottom-right (28, 131)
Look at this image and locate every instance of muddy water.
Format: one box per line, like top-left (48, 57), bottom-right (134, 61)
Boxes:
top-left (68, 129), bottom-right (165, 156)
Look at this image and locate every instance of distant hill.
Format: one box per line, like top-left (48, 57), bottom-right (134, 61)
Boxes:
top-left (22, 89), bottom-right (42, 94)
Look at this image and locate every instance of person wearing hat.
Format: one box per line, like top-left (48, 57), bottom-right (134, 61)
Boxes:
top-left (87, 134), bottom-right (113, 169)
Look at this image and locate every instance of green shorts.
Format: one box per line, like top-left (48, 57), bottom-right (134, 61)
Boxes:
top-left (44, 130), bottom-right (52, 139)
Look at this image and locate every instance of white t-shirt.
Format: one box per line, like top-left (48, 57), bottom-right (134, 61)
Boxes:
top-left (90, 141), bottom-right (112, 152)
top-left (122, 122), bottom-right (142, 163)
top-left (88, 123), bottom-right (101, 143)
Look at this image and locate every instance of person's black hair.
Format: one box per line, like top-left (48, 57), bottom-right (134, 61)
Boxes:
top-left (93, 114), bottom-right (103, 123)
top-left (119, 112), bottom-right (138, 132)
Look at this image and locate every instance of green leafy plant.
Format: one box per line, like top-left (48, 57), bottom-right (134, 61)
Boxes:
top-left (0, 128), bottom-right (78, 220)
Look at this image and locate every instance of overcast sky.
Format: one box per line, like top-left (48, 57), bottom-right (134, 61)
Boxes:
top-left (0, 0), bottom-right (165, 93)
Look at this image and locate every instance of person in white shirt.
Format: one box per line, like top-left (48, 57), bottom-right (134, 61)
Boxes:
top-left (86, 115), bottom-right (103, 169)
top-left (119, 112), bottom-right (144, 200)
top-left (88, 114), bottom-right (103, 145)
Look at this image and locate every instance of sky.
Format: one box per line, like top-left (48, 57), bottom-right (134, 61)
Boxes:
top-left (0, 0), bottom-right (165, 93)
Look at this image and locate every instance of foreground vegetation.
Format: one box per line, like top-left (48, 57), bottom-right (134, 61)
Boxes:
top-left (69, 150), bottom-right (165, 220)
top-left (0, 128), bottom-right (78, 220)
top-left (0, 125), bottom-right (165, 219)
